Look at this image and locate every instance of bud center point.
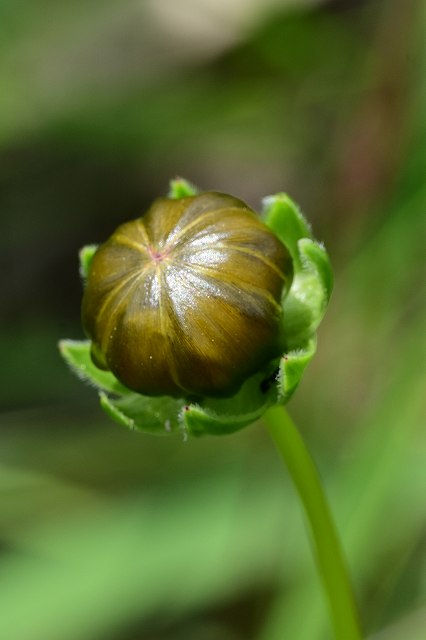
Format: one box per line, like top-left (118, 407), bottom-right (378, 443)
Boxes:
top-left (148, 245), bottom-right (169, 263)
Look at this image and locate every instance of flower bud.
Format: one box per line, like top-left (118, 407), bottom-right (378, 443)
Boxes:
top-left (82, 192), bottom-right (292, 398)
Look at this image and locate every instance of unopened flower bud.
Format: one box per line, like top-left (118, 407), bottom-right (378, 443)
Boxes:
top-left (82, 192), bottom-right (292, 398)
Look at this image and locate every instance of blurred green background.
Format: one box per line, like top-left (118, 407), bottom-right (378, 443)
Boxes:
top-left (1, 0), bottom-right (425, 638)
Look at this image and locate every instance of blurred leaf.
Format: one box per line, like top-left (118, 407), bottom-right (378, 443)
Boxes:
top-left (0, 456), bottom-right (301, 640)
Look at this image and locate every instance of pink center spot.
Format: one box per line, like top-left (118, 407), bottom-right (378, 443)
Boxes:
top-left (148, 245), bottom-right (169, 263)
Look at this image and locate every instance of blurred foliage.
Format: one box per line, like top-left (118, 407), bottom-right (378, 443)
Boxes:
top-left (0, 0), bottom-right (425, 638)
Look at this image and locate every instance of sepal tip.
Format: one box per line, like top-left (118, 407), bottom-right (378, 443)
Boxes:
top-left (168, 177), bottom-right (199, 199)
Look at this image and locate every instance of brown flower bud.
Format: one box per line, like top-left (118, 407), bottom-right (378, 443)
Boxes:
top-left (82, 192), bottom-right (292, 397)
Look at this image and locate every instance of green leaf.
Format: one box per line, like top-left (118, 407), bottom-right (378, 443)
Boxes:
top-left (79, 244), bottom-right (98, 280)
top-left (58, 340), bottom-right (130, 395)
top-left (168, 177), bottom-right (198, 199)
top-left (277, 337), bottom-right (317, 403)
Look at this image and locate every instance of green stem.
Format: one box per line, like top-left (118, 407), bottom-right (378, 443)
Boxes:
top-left (263, 405), bottom-right (363, 640)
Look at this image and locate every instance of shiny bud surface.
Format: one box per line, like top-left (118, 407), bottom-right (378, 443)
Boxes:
top-left (82, 192), bottom-right (292, 397)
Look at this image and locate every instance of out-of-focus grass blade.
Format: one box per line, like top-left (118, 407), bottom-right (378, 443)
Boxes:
top-left (0, 455), bottom-right (305, 640)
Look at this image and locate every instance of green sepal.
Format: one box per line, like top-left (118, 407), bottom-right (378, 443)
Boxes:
top-left (99, 392), bottom-right (134, 429)
top-left (262, 193), bottom-right (312, 270)
top-left (100, 362), bottom-right (281, 437)
top-left (181, 365), bottom-right (279, 437)
top-left (99, 392), bottom-right (184, 436)
top-left (58, 340), bottom-right (130, 395)
top-left (281, 239), bottom-right (333, 349)
top-left (168, 177), bottom-right (198, 199)
top-left (181, 404), bottom-right (259, 437)
top-left (60, 340), bottom-right (186, 435)
top-left (79, 245), bottom-right (98, 280)
top-left (60, 336), bottom-right (314, 437)
top-left (262, 192), bottom-right (332, 350)
top-left (277, 337), bottom-right (317, 403)
top-left (299, 238), bottom-right (333, 301)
